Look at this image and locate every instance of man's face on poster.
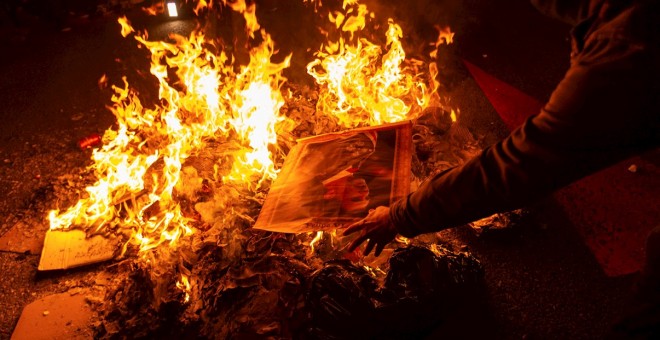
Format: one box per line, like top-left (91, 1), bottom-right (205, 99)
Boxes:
top-left (254, 122), bottom-right (411, 233)
top-left (340, 177), bottom-right (370, 212)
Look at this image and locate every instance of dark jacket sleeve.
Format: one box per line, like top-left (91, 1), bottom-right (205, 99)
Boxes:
top-left (390, 2), bottom-right (660, 238)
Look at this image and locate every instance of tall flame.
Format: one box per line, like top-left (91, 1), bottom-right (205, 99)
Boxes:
top-left (48, 0), bottom-right (455, 267)
top-left (48, 6), bottom-right (291, 254)
top-left (307, 0), bottom-right (440, 128)
top-left (309, 231), bottom-right (324, 253)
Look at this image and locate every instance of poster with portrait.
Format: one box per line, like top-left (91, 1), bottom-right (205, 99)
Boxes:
top-left (254, 121), bottom-right (413, 233)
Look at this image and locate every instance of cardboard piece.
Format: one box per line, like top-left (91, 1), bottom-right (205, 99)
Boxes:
top-left (38, 229), bottom-right (119, 271)
top-left (11, 291), bottom-right (94, 340)
top-left (255, 122), bottom-right (413, 233)
top-left (0, 222), bottom-right (45, 254)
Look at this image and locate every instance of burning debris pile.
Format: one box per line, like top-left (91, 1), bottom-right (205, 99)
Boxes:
top-left (95, 239), bottom-right (484, 338)
top-left (22, 0), bottom-right (491, 338)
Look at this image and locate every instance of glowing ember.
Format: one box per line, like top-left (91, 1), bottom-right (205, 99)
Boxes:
top-left (176, 274), bottom-right (192, 303)
top-left (363, 264), bottom-right (387, 278)
top-left (309, 231), bottom-right (324, 253)
top-left (395, 235), bottom-right (410, 245)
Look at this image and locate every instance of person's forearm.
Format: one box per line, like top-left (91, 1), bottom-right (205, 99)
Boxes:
top-left (390, 111), bottom-right (652, 238)
top-left (390, 115), bottom-right (574, 238)
top-left (390, 0), bottom-right (659, 238)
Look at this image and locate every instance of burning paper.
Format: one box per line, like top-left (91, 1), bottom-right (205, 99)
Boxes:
top-left (254, 121), bottom-right (412, 233)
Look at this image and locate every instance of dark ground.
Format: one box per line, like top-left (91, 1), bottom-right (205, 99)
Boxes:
top-left (0, 1), bottom-right (641, 339)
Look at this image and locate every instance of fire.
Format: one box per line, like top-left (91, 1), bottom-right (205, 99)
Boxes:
top-left (307, 0), bottom-right (444, 128)
top-left (142, 2), bottom-right (165, 16)
top-left (309, 231), bottom-right (324, 253)
top-left (117, 16), bottom-right (134, 37)
top-left (48, 3), bottom-right (291, 255)
top-left (176, 274), bottom-right (192, 303)
top-left (305, 0), bottom-right (453, 251)
top-left (223, 37), bottom-right (291, 187)
top-left (395, 235), bottom-right (410, 245)
top-left (46, 0), bottom-right (456, 303)
top-left (429, 25), bottom-right (454, 59)
top-left (363, 265), bottom-right (387, 277)
top-left (98, 74), bottom-right (108, 89)
top-left (222, 0), bottom-right (260, 37)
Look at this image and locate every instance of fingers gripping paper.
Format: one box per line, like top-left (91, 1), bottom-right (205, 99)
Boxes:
top-left (254, 122), bottom-right (413, 233)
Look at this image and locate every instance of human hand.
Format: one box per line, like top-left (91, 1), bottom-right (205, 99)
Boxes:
top-left (343, 206), bottom-right (398, 257)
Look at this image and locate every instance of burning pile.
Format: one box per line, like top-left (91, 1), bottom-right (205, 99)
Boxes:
top-left (42, 0), bottom-right (484, 337)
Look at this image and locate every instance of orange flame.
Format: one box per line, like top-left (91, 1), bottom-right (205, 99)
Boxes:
top-left (176, 274), bottom-right (192, 303)
top-left (309, 231), bottom-right (324, 253)
top-left (222, 0), bottom-right (260, 37)
top-left (48, 11), bottom-right (291, 253)
top-left (142, 2), bottom-right (165, 16)
top-left (98, 74), bottom-right (108, 89)
top-left (49, 1), bottom-right (456, 271)
top-left (429, 25), bottom-right (454, 59)
top-left (118, 16), bottom-right (134, 37)
top-left (394, 235), bottom-right (410, 245)
top-left (307, 1), bottom-right (440, 128)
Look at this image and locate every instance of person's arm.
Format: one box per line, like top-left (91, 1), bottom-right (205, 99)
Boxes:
top-left (391, 18), bottom-right (659, 238)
